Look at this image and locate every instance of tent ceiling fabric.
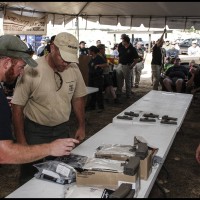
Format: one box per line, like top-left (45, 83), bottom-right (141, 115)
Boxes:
top-left (1, 2), bottom-right (200, 29)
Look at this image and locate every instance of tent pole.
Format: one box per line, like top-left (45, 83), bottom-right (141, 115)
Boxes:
top-left (148, 34), bottom-right (151, 53)
top-left (76, 16), bottom-right (79, 42)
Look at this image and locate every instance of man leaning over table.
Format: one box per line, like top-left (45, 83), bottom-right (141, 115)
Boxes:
top-left (0, 35), bottom-right (79, 164)
top-left (11, 32), bottom-right (87, 184)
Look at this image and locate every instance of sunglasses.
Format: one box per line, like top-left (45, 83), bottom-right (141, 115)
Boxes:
top-left (54, 72), bottom-right (63, 91)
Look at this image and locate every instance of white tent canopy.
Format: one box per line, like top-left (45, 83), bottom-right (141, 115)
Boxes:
top-left (1, 2), bottom-right (200, 29)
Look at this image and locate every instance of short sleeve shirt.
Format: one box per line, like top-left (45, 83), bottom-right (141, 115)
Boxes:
top-left (151, 44), bottom-right (163, 65)
top-left (11, 57), bottom-right (87, 126)
top-left (165, 65), bottom-right (188, 79)
top-left (118, 43), bottom-right (139, 64)
top-left (88, 54), bottom-right (106, 75)
top-left (0, 87), bottom-right (13, 140)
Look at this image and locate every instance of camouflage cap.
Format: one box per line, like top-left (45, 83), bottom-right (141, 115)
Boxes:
top-left (0, 35), bottom-right (38, 67)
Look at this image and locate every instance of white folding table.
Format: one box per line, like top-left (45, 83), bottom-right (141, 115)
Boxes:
top-left (6, 91), bottom-right (193, 198)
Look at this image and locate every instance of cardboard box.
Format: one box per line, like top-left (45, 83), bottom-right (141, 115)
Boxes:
top-left (140, 150), bottom-right (152, 180)
top-left (76, 169), bottom-right (140, 197)
top-left (95, 149), bottom-right (153, 180)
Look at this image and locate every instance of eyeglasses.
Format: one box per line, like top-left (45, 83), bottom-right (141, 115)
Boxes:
top-left (54, 72), bottom-right (63, 91)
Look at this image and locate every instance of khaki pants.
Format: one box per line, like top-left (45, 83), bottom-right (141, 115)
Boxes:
top-left (151, 64), bottom-right (162, 90)
top-left (115, 63), bottom-right (132, 97)
top-left (133, 62), bottom-right (144, 86)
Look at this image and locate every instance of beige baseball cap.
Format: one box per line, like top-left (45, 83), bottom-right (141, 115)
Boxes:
top-left (54, 32), bottom-right (79, 63)
top-left (0, 35), bottom-right (38, 67)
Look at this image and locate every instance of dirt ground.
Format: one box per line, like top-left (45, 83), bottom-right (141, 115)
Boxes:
top-left (0, 75), bottom-right (200, 198)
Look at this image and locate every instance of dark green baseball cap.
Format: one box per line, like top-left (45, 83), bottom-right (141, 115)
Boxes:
top-left (0, 35), bottom-right (38, 67)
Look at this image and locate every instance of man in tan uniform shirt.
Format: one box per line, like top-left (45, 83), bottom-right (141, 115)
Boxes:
top-left (11, 32), bottom-right (87, 184)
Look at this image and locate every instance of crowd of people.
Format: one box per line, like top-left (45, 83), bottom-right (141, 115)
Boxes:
top-left (0, 31), bottom-right (199, 190)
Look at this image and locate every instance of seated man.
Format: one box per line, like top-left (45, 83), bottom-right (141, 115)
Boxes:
top-left (163, 58), bottom-right (188, 93)
top-left (186, 64), bottom-right (200, 94)
top-left (160, 56), bottom-right (175, 91)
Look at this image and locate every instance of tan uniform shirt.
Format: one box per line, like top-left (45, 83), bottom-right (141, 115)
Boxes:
top-left (11, 56), bottom-right (87, 126)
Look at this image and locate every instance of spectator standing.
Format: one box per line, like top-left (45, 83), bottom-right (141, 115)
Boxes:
top-left (36, 39), bottom-right (47, 57)
top-left (163, 39), bottom-right (171, 51)
top-left (22, 38), bottom-right (34, 54)
top-left (43, 35), bottom-right (56, 55)
top-left (11, 32), bottom-right (87, 184)
top-left (87, 45), bottom-right (105, 112)
top-left (96, 40), bottom-right (101, 46)
top-left (0, 35), bottom-right (79, 164)
top-left (97, 44), bottom-right (119, 104)
top-left (116, 35), bottom-right (139, 99)
top-left (132, 41), bottom-right (145, 88)
top-left (151, 28), bottom-right (166, 90)
top-left (166, 41), bottom-right (180, 58)
top-left (112, 43), bottom-right (119, 59)
top-left (188, 40), bottom-right (200, 56)
top-left (79, 41), bottom-right (88, 55)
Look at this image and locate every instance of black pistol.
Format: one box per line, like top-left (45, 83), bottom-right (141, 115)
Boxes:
top-left (117, 115), bottom-right (133, 120)
top-left (160, 119), bottom-right (177, 125)
top-left (162, 115), bottom-right (177, 121)
top-left (135, 143), bottom-right (148, 160)
top-left (123, 156), bottom-right (140, 176)
top-left (124, 111), bottom-right (139, 117)
top-left (143, 113), bottom-right (159, 118)
top-left (109, 183), bottom-right (133, 198)
top-left (140, 117), bottom-right (156, 122)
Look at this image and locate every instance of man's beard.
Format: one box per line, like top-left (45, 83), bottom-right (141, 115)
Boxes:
top-left (5, 65), bottom-right (16, 84)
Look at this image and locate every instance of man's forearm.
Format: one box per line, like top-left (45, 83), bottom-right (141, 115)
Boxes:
top-left (0, 140), bottom-right (50, 164)
top-left (186, 75), bottom-right (194, 87)
top-left (12, 104), bottom-right (27, 144)
top-left (72, 97), bottom-right (86, 128)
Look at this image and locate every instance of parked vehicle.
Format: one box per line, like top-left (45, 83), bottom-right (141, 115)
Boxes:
top-left (179, 38), bottom-right (200, 54)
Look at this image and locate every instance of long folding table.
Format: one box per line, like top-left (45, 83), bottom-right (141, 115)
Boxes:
top-left (6, 91), bottom-right (193, 198)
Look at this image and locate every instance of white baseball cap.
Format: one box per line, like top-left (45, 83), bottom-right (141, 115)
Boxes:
top-left (54, 32), bottom-right (79, 63)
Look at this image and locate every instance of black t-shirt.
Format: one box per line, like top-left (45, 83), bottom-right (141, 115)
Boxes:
top-left (118, 43), bottom-right (139, 64)
top-left (151, 44), bottom-right (163, 65)
top-left (165, 65), bottom-right (188, 79)
top-left (88, 54), bottom-right (106, 86)
top-left (88, 54), bottom-right (106, 75)
top-left (0, 87), bottom-right (13, 140)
